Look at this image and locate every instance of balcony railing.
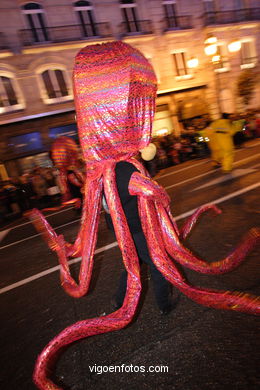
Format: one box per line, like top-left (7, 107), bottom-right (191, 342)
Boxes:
top-left (0, 33), bottom-right (9, 50)
top-left (241, 56), bottom-right (258, 65)
top-left (119, 20), bottom-right (153, 36)
top-left (203, 8), bottom-right (260, 26)
top-left (19, 23), bottom-right (112, 46)
top-left (162, 15), bottom-right (193, 31)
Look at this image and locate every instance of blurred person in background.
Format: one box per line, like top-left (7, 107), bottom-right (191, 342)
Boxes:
top-left (18, 174), bottom-right (36, 211)
top-left (31, 171), bottom-right (48, 209)
top-left (205, 113), bottom-right (235, 173)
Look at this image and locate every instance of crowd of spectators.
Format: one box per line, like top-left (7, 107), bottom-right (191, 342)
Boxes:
top-left (0, 167), bottom-right (61, 225)
top-left (1, 110), bottom-right (259, 226)
top-left (145, 110), bottom-right (260, 176)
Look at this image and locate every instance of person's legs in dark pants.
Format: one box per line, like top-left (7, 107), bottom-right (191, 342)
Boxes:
top-left (113, 269), bottom-right (128, 309)
top-left (113, 230), bottom-right (174, 314)
top-left (149, 262), bottom-right (172, 312)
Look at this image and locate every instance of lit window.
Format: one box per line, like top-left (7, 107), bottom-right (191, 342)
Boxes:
top-left (74, 1), bottom-right (98, 37)
top-left (240, 41), bottom-right (257, 68)
top-left (0, 75), bottom-right (24, 114)
top-left (172, 52), bottom-right (189, 77)
top-left (21, 2), bottom-right (49, 43)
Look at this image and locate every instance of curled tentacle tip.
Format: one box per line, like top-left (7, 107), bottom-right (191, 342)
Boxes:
top-left (212, 205), bottom-right (222, 214)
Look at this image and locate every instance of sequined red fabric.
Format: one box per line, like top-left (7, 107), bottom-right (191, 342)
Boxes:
top-left (28, 41), bottom-right (260, 390)
top-left (51, 136), bottom-right (84, 204)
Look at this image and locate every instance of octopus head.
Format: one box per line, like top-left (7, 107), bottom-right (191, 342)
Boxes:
top-left (73, 41), bottom-right (157, 165)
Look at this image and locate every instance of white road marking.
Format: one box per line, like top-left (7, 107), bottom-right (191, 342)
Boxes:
top-left (0, 218), bottom-right (81, 250)
top-left (0, 206), bottom-right (74, 232)
top-left (165, 154), bottom-right (260, 190)
top-left (156, 141), bottom-right (260, 180)
top-left (156, 159), bottom-right (210, 179)
top-left (0, 229), bottom-right (10, 243)
top-left (0, 181), bottom-right (259, 295)
top-left (174, 182), bottom-right (260, 221)
top-left (0, 242), bottom-right (118, 295)
top-left (190, 168), bottom-right (258, 192)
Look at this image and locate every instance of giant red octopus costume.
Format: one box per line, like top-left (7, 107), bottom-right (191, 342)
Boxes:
top-left (29, 41), bottom-right (260, 390)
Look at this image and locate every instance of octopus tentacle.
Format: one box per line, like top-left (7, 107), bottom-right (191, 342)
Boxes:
top-left (34, 162), bottom-right (142, 390)
top-left (128, 168), bottom-right (260, 276)
top-left (29, 175), bottom-right (103, 298)
top-left (140, 197), bottom-right (260, 315)
top-left (34, 269), bottom-right (141, 390)
top-left (157, 203), bottom-right (260, 275)
top-left (179, 204), bottom-right (222, 240)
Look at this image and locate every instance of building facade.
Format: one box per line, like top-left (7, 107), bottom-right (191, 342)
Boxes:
top-left (0, 0), bottom-right (259, 178)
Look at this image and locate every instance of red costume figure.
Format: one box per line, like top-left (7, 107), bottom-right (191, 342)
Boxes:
top-left (51, 136), bottom-right (84, 207)
top-left (28, 41), bottom-right (260, 390)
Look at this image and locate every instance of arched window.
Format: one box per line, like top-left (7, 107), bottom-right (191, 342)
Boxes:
top-left (0, 74), bottom-right (24, 114)
top-left (74, 1), bottom-right (98, 37)
top-left (120, 0), bottom-right (140, 33)
top-left (21, 2), bottom-right (49, 42)
top-left (41, 69), bottom-right (68, 100)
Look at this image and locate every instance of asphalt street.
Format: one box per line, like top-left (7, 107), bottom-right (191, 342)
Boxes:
top-left (0, 140), bottom-right (260, 390)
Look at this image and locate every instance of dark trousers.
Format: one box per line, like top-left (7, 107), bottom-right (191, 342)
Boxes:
top-left (115, 230), bottom-right (172, 311)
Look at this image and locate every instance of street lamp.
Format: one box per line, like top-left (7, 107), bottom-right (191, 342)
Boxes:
top-left (204, 35), bottom-right (241, 115)
top-left (187, 56), bottom-right (199, 69)
top-left (228, 40), bottom-right (241, 53)
top-left (204, 34), bottom-right (217, 56)
top-left (204, 34), bottom-right (217, 45)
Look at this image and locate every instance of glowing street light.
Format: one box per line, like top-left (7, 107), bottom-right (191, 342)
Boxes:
top-left (204, 35), bottom-right (217, 45)
top-left (228, 40), bottom-right (241, 53)
top-left (187, 57), bottom-right (199, 68)
top-left (204, 44), bottom-right (217, 56)
top-left (212, 54), bottom-right (221, 64)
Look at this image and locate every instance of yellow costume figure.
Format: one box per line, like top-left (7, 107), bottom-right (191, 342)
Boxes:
top-left (206, 113), bottom-right (235, 173)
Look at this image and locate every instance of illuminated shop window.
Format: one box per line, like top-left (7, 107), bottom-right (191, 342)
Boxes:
top-left (74, 1), bottom-right (98, 37)
top-left (21, 2), bottom-right (49, 43)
